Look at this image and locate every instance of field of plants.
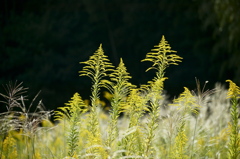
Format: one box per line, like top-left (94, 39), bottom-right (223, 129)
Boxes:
top-left (0, 36), bottom-right (239, 159)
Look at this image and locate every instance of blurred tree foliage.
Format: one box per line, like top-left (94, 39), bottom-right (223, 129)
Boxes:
top-left (198, 0), bottom-right (240, 81)
top-left (0, 0), bottom-right (239, 111)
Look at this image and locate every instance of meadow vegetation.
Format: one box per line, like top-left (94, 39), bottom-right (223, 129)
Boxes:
top-left (0, 36), bottom-right (239, 159)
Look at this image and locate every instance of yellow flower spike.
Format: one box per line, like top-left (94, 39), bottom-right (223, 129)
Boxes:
top-left (79, 44), bottom-right (114, 84)
top-left (55, 92), bottom-right (88, 121)
top-left (2, 136), bottom-right (18, 159)
top-left (79, 44), bottom-right (114, 108)
top-left (142, 35), bottom-right (182, 79)
top-left (172, 87), bottom-right (200, 115)
top-left (54, 92), bottom-right (88, 157)
top-left (226, 80), bottom-right (240, 99)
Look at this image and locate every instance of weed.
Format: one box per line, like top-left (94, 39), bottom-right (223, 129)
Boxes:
top-left (0, 36), bottom-right (238, 159)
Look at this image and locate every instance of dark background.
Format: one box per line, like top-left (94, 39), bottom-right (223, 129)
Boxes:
top-left (0, 0), bottom-right (240, 112)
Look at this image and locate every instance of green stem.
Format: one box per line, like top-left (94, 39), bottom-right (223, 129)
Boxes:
top-left (190, 116), bottom-right (198, 159)
top-left (228, 97), bottom-right (239, 159)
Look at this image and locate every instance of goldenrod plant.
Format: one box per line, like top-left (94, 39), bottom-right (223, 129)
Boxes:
top-left (55, 92), bottom-right (88, 157)
top-left (141, 35), bottom-right (182, 157)
top-left (102, 58), bottom-right (135, 151)
top-left (170, 87), bottom-right (200, 158)
top-left (79, 44), bottom-right (114, 156)
top-left (79, 44), bottom-right (114, 109)
top-left (226, 80), bottom-right (240, 159)
top-left (1, 36), bottom-right (239, 158)
top-left (141, 35), bottom-right (182, 79)
top-left (121, 88), bottom-right (149, 157)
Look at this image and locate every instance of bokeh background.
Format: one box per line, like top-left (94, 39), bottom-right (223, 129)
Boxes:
top-left (0, 0), bottom-right (239, 112)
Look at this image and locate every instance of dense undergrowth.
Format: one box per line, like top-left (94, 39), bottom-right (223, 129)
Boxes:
top-left (0, 36), bottom-right (239, 159)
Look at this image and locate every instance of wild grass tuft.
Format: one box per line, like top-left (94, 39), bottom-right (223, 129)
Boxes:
top-left (0, 81), bottom-right (52, 159)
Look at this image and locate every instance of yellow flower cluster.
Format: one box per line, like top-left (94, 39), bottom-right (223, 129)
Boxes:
top-left (226, 80), bottom-right (240, 98)
top-left (2, 136), bottom-right (18, 159)
top-left (172, 87), bottom-right (200, 114)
